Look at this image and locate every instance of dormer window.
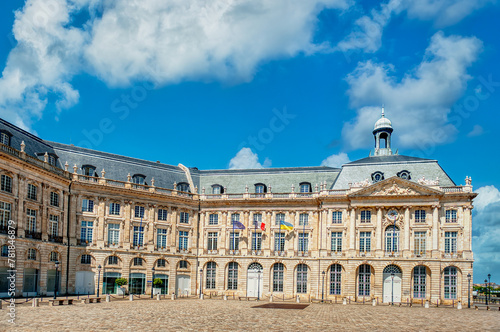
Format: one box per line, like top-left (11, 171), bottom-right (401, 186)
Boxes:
top-left (299, 182), bottom-right (312, 193)
top-left (397, 170), bottom-right (411, 180)
top-left (0, 131), bottom-right (11, 146)
top-left (371, 171), bottom-right (384, 183)
top-left (212, 185), bottom-right (223, 194)
top-left (82, 165), bottom-right (96, 177)
top-left (177, 182), bottom-right (190, 192)
top-left (132, 174), bottom-right (146, 185)
top-left (255, 183), bottom-right (267, 193)
top-left (48, 154), bottom-right (57, 166)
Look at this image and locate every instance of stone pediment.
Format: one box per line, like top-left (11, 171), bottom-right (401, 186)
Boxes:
top-left (348, 176), bottom-right (443, 198)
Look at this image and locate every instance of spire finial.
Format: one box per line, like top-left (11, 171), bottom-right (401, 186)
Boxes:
top-left (381, 104), bottom-right (385, 117)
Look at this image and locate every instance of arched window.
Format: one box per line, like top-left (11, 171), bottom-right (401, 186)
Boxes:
top-left (133, 257), bottom-right (143, 266)
top-left (177, 182), bottom-right (190, 192)
top-left (27, 248), bottom-right (37, 260)
top-left (157, 259), bottom-right (166, 268)
top-left (413, 266), bottom-right (426, 298)
top-left (254, 183), bottom-right (267, 194)
top-left (444, 266), bottom-right (457, 299)
top-left (82, 165), bottom-right (96, 177)
top-left (299, 182), bottom-right (311, 193)
top-left (383, 265), bottom-right (402, 274)
top-left (385, 225), bottom-right (400, 253)
top-left (108, 256), bottom-right (119, 265)
top-left (358, 264), bottom-right (371, 296)
top-left (273, 263), bottom-right (284, 292)
top-left (330, 264), bottom-right (342, 295)
top-left (296, 264), bottom-right (308, 293)
top-left (179, 260), bottom-right (188, 269)
top-left (206, 262), bottom-right (216, 289)
top-left (397, 170), bottom-right (411, 180)
top-left (132, 174), bottom-right (146, 185)
top-left (371, 171), bottom-right (384, 183)
top-left (49, 251), bottom-right (58, 262)
top-left (212, 185), bottom-right (223, 194)
top-left (81, 254), bottom-right (92, 264)
top-left (228, 262), bottom-right (238, 290)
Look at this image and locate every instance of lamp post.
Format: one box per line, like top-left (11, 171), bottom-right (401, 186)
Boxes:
top-left (97, 264), bottom-right (102, 297)
top-left (484, 279), bottom-right (488, 305)
top-left (53, 260), bottom-right (59, 300)
top-left (199, 268), bottom-right (203, 298)
top-left (467, 273), bottom-right (471, 308)
top-left (321, 271), bottom-right (325, 303)
top-left (391, 273), bottom-right (395, 305)
top-left (151, 266), bottom-right (155, 299)
top-left (488, 274), bottom-right (491, 305)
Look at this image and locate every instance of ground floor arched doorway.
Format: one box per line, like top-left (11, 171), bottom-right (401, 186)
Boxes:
top-left (176, 274), bottom-right (190, 296)
top-left (383, 265), bottom-right (402, 303)
top-left (247, 262), bottom-right (263, 298)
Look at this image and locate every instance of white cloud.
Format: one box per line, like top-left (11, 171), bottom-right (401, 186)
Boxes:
top-left (467, 124), bottom-right (484, 137)
top-left (474, 185), bottom-right (500, 211)
top-left (0, 0), bottom-right (350, 128)
top-left (229, 147), bottom-right (270, 169)
top-left (342, 32), bottom-right (482, 151)
top-left (321, 152), bottom-right (350, 168)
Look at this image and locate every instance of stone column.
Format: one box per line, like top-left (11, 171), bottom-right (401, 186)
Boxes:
top-left (375, 208), bottom-right (382, 252)
top-left (170, 208), bottom-right (178, 251)
top-left (432, 205), bottom-right (439, 254)
top-left (220, 211), bottom-right (227, 254)
top-left (463, 205), bottom-right (472, 252)
top-left (349, 208), bottom-right (356, 253)
top-left (148, 205), bottom-right (155, 245)
top-left (123, 201), bottom-right (131, 249)
top-left (97, 197), bottom-right (106, 244)
top-left (404, 207), bottom-right (410, 252)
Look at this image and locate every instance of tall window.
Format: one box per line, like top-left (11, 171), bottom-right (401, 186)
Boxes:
top-left (50, 251), bottom-right (58, 262)
top-left (0, 132), bottom-right (10, 146)
top-left (50, 192), bottom-right (59, 207)
top-left (253, 213), bottom-right (262, 226)
top-left (133, 257), bottom-right (143, 266)
top-left (49, 215), bottom-right (58, 237)
top-left (443, 266), bottom-right (457, 299)
top-left (273, 263), bottom-right (284, 292)
top-left (80, 221), bottom-right (93, 243)
top-left (445, 232), bottom-right (457, 254)
top-left (360, 210), bottom-right (371, 223)
top-left (82, 199), bottom-right (94, 212)
top-left (274, 232), bottom-right (285, 252)
top-left (180, 212), bottom-right (189, 223)
top-left (228, 262), bottom-right (238, 290)
top-left (81, 254), bottom-right (92, 264)
top-left (298, 232), bottom-right (309, 252)
top-left (1, 175), bottom-right (12, 193)
top-left (445, 210), bottom-right (457, 223)
top-left (135, 206), bottom-right (145, 218)
top-left (231, 213), bottom-right (240, 224)
top-left (108, 256), bottom-right (118, 265)
top-left (296, 264), bottom-right (308, 293)
top-left (179, 260), bottom-right (188, 269)
top-left (252, 232), bottom-right (262, 251)
top-left (331, 232), bottom-right (342, 252)
top-left (206, 262), bottom-right (216, 289)
top-left (330, 264), bottom-right (342, 295)
top-left (157, 229), bottom-right (167, 249)
top-left (255, 184), bottom-right (266, 193)
top-left (229, 232), bottom-right (239, 250)
top-left (207, 232), bottom-right (218, 251)
top-left (1, 245), bottom-right (8, 257)
top-left (27, 183), bottom-right (37, 200)
top-left (275, 213), bottom-right (285, 225)
top-left (108, 224), bottom-right (120, 245)
top-left (209, 214), bottom-right (218, 225)
top-left (0, 201), bottom-right (11, 227)
top-left (158, 209), bottom-right (168, 221)
top-left (212, 185), bottom-right (222, 194)
top-left (26, 208), bottom-right (37, 232)
top-left (385, 225), bottom-right (400, 253)
top-left (133, 226), bottom-right (144, 247)
top-left (358, 264), bottom-right (371, 296)
top-left (298, 213), bottom-right (308, 226)
top-left (179, 231), bottom-right (188, 250)
top-left (359, 232), bottom-right (371, 252)
top-left (109, 202), bottom-right (120, 215)
top-left (47, 155), bottom-right (56, 166)
top-left (299, 183), bottom-right (311, 193)
top-left (414, 231), bottom-right (426, 255)
top-left (413, 266), bottom-right (426, 298)
top-left (332, 211), bottom-right (342, 224)
top-left (27, 248), bottom-right (37, 260)
top-left (157, 259), bottom-right (166, 267)
top-left (415, 210), bottom-right (426, 223)
top-left (82, 166), bottom-right (96, 177)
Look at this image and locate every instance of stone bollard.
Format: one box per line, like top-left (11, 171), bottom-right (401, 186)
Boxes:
top-left (425, 300), bottom-right (429, 308)
top-left (269, 294), bottom-right (273, 303)
top-left (296, 295), bottom-right (300, 303)
top-left (372, 298), bottom-right (376, 306)
top-left (200, 294), bottom-right (204, 300)
top-left (457, 301), bottom-right (462, 310)
top-left (129, 294), bottom-right (133, 301)
top-left (106, 294), bottom-right (111, 303)
top-left (171, 293), bottom-right (175, 301)
top-left (156, 294), bottom-right (161, 301)
top-left (343, 297), bottom-right (347, 305)
top-left (223, 295), bottom-right (228, 301)
top-left (32, 298), bottom-right (39, 307)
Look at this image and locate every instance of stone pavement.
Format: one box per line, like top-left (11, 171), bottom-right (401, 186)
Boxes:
top-left (1, 298), bottom-right (499, 331)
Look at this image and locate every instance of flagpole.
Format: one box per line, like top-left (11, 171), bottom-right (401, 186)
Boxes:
top-left (233, 217), bottom-right (235, 256)
top-left (303, 215), bottom-right (305, 254)
top-left (139, 216), bottom-right (143, 249)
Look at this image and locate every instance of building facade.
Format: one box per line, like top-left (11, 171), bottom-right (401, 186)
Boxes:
top-left (0, 112), bottom-right (476, 304)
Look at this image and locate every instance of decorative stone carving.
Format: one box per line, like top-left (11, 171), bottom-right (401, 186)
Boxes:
top-left (64, 161), bottom-right (69, 172)
top-left (417, 176), bottom-right (439, 185)
top-left (127, 173), bottom-right (132, 182)
top-left (352, 178), bottom-right (371, 187)
top-left (44, 152), bottom-right (48, 163)
top-left (20, 141), bottom-right (25, 152)
top-left (465, 176), bottom-right (472, 186)
top-left (101, 169), bottom-right (106, 178)
top-left (73, 164), bottom-right (78, 173)
top-left (373, 183), bottom-right (418, 196)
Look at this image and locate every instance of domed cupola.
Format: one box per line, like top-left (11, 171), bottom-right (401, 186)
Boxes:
top-left (372, 107), bottom-right (393, 156)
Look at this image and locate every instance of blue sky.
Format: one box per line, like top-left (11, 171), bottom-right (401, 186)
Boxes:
top-left (0, 0), bottom-right (499, 283)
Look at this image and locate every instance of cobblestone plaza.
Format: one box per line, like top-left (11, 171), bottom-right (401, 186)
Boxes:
top-left (1, 299), bottom-right (499, 331)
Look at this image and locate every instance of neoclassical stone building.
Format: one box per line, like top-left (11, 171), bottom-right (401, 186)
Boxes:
top-left (0, 112), bottom-right (476, 304)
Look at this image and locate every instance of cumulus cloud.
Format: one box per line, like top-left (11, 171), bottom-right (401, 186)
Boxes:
top-left (342, 32), bottom-right (482, 151)
top-left (321, 152), bottom-right (350, 168)
top-left (472, 185), bottom-right (500, 283)
top-left (0, 0), bottom-right (350, 128)
top-left (229, 147), bottom-right (271, 169)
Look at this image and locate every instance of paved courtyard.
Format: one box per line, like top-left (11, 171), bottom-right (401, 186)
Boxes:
top-left (1, 298), bottom-right (499, 331)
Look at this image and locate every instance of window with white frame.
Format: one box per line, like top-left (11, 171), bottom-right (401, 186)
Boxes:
top-left (360, 210), bottom-right (371, 223)
top-left (251, 232), bottom-right (262, 251)
top-left (158, 209), bottom-right (168, 221)
top-left (253, 213), bottom-right (262, 227)
top-left (296, 264), bottom-right (308, 293)
top-left (206, 262), bottom-right (216, 289)
top-left (445, 232), bottom-right (457, 254)
top-left (231, 213), bottom-right (240, 224)
top-left (109, 202), bottom-right (120, 215)
top-left (47, 154), bottom-right (56, 166)
top-left (329, 264), bottom-right (342, 295)
top-left (274, 232), bottom-right (285, 252)
top-left (180, 212), bottom-right (189, 224)
top-left (414, 231), bottom-right (426, 255)
top-left (50, 192), bottom-right (59, 207)
top-left (50, 251), bottom-right (58, 262)
top-left (132, 175), bottom-right (145, 185)
top-left (359, 231), bottom-right (371, 252)
top-left (413, 266), bottom-right (426, 298)
top-left (229, 232), bottom-right (239, 250)
top-left (212, 185), bottom-right (222, 194)
top-left (27, 248), bottom-right (37, 260)
top-left (82, 165), bottom-right (96, 177)
top-left (133, 257), bottom-right (143, 266)
top-left (157, 259), bottom-right (166, 267)
top-left (384, 225), bottom-right (400, 253)
top-left (80, 221), bottom-right (93, 243)
top-left (209, 214), bottom-right (218, 225)
top-left (49, 215), bottom-right (58, 237)
top-left (331, 231), bottom-right (342, 252)
top-left (332, 211), bottom-right (342, 224)
top-left (133, 226), bottom-right (144, 247)
top-left (298, 213), bottom-right (308, 226)
top-left (443, 266), bottom-right (457, 299)
top-left (228, 262), bottom-right (238, 290)
top-left (298, 232), bottom-right (309, 252)
top-left (207, 232), bottom-right (218, 251)
top-left (177, 183), bottom-right (190, 192)
top-left (27, 183), bottom-right (37, 200)
top-left (0, 132), bottom-right (10, 146)
top-left (273, 263), bottom-right (284, 292)
top-left (445, 210), bottom-right (457, 223)
top-left (299, 182), bottom-right (311, 193)
top-left (108, 224), bottom-right (120, 245)
top-left (108, 256), bottom-right (118, 265)
top-left (0, 201), bottom-right (11, 227)
top-left (157, 228), bottom-right (167, 249)
top-left (1, 175), bottom-right (12, 193)
top-left (82, 199), bottom-right (94, 212)
top-left (135, 206), bottom-right (145, 218)
top-left (358, 264), bottom-right (371, 296)
top-left (415, 210), bottom-right (426, 223)
top-left (275, 213), bottom-right (285, 225)
top-left (179, 231), bottom-right (188, 250)
top-left (255, 184), bottom-right (266, 193)
top-left (81, 254), bottom-right (92, 264)
top-left (179, 260), bottom-right (188, 269)
top-left (26, 209), bottom-right (37, 232)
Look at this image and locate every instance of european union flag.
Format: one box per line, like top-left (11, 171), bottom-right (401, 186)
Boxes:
top-left (232, 221), bottom-right (246, 230)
